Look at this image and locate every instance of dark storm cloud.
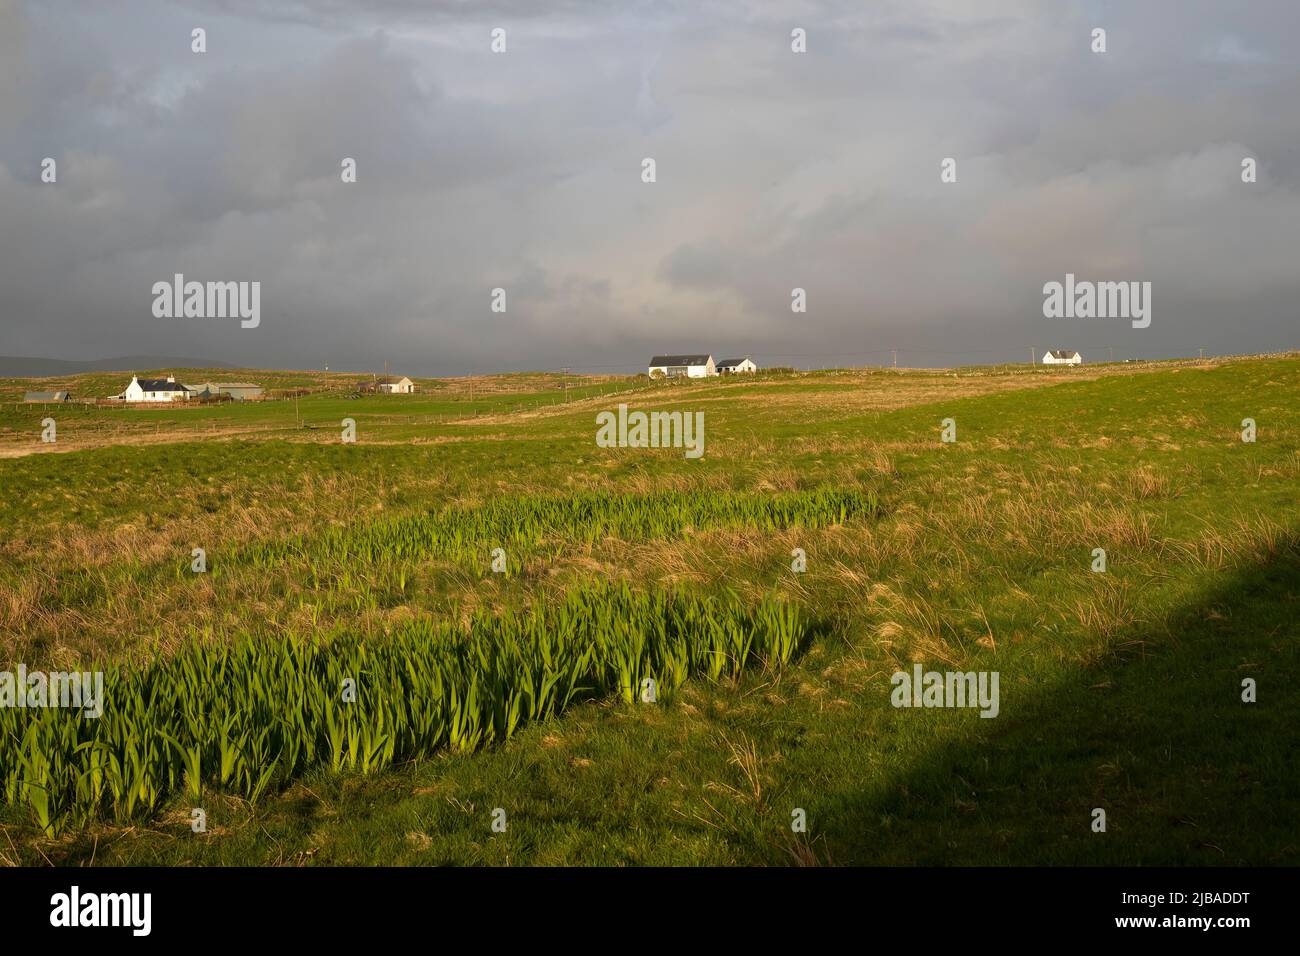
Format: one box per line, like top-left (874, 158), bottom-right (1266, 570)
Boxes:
top-left (1, 0), bottom-right (1297, 373)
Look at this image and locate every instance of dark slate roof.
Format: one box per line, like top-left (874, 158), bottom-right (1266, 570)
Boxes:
top-left (716, 358), bottom-right (745, 368)
top-left (136, 378), bottom-right (190, 392)
top-left (1047, 350), bottom-right (1079, 359)
top-left (649, 354), bottom-right (712, 366)
top-left (24, 391), bottom-right (65, 401)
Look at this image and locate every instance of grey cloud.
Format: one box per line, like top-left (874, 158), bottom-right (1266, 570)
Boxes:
top-left (1, 0), bottom-right (1298, 373)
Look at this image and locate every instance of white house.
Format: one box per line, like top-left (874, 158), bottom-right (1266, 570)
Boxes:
top-left (121, 375), bottom-right (194, 402)
top-left (1042, 350), bottom-right (1082, 366)
top-left (648, 354), bottom-right (716, 378)
top-left (716, 358), bottom-right (758, 374)
top-left (378, 376), bottom-right (415, 394)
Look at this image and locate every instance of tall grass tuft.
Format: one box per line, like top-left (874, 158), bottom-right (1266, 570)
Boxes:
top-left (244, 488), bottom-right (880, 570)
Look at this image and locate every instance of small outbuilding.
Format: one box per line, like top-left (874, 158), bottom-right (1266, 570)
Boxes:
top-left (358, 375), bottom-right (416, 394)
top-left (379, 376), bottom-right (415, 394)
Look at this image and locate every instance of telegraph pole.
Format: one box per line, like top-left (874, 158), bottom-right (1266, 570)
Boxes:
top-left (1199, 348), bottom-right (1205, 361)
top-left (562, 367), bottom-right (570, 403)
top-left (1029, 347), bottom-right (1036, 366)
top-left (891, 349), bottom-right (897, 369)
top-left (1108, 346), bottom-right (1115, 363)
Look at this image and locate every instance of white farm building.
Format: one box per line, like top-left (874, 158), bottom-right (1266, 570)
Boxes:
top-left (1042, 350), bottom-right (1082, 366)
top-left (648, 354), bottom-right (716, 378)
top-left (378, 376), bottom-right (415, 394)
top-left (355, 375), bottom-right (416, 394)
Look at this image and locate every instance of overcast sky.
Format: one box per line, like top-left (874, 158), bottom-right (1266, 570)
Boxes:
top-left (2, 0), bottom-right (1297, 373)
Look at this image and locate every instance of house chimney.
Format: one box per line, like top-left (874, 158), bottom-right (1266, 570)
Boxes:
top-left (167, 375), bottom-right (175, 383)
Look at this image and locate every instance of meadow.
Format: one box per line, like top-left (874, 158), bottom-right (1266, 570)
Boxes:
top-left (0, 356), bottom-right (1296, 865)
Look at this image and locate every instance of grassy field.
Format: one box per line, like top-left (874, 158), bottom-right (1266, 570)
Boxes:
top-left (1, 356), bottom-right (1297, 865)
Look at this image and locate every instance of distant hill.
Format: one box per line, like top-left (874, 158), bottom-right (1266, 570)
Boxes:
top-left (0, 355), bottom-right (235, 377)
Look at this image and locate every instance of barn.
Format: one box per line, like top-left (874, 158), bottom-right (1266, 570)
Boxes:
top-left (23, 390), bottom-right (71, 403)
top-left (194, 382), bottom-right (264, 400)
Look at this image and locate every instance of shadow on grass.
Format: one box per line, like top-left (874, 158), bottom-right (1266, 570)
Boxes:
top-left (820, 540), bottom-right (1300, 865)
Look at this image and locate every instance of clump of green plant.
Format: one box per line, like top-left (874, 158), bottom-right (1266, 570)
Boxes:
top-left (244, 488), bottom-right (879, 570)
top-left (0, 585), bottom-right (809, 835)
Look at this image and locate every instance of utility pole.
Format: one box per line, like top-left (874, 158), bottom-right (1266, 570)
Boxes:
top-left (1199, 348), bottom-right (1205, 361)
top-left (891, 349), bottom-right (897, 369)
top-left (561, 367), bottom-right (570, 403)
top-left (1029, 347), bottom-right (1036, 366)
top-left (1108, 346), bottom-right (1114, 363)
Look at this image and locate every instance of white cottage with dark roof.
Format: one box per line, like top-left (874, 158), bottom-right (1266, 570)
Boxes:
top-left (1042, 350), bottom-right (1082, 366)
top-left (121, 374), bottom-right (194, 402)
top-left (716, 358), bottom-right (757, 374)
top-left (648, 354), bottom-right (716, 378)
